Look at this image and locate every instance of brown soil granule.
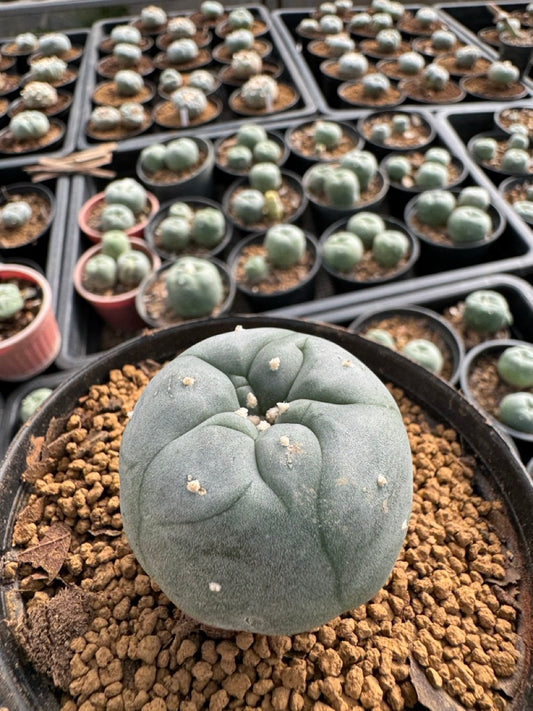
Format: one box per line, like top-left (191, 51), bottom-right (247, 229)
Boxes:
top-left (212, 39), bottom-right (271, 63)
top-left (0, 72), bottom-right (20, 95)
top-left (96, 54), bottom-right (154, 79)
top-left (86, 112), bottom-right (152, 142)
top-left (359, 314), bottom-right (454, 381)
top-left (360, 113), bottom-right (432, 148)
top-left (497, 107), bottom-right (533, 137)
top-left (235, 243), bottom-right (314, 294)
top-left (400, 77), bottom-right (464, 104)
top-left (152, 99), bottom-right (220, 129)
top-left (359, 38), bottom-right (412, 59)
top-left (10, 91), bottom-right (72, 118)
top-left (5, 360), bottom-right (527, 711)
top-left (388, 151), bottom-right (464, 190)
top-left (143, 149), bottom-right (207, 185)
top-left (229, 83), bottom-right (298, 116)
top-left (153, 48), bottom-right (211, 72)
top-left (288, 123), bottom-right (359, 161)
top-left (339, 81), bottom-right (404, 108)
top-left (0, 277), bottom-right (42, 341)
top-left (92, 81), bottom-right (153, 107)
top-left (443, 301), bottom-right (511, 350)
top-left (435, 54), bottom-right (492, 77)
top-left (142, 274), bottom-right (229, 324)
top-left (229, 179), bottom-right (302, 231)
top-left (409, 212), bottom-right (493, 246)
top-left (155, 29), bottom-right (210, 51)
top-left (0, 192), bottom-right (52, 247)
top-left (462, 75), bottom-right (527, 101)
top-left (0, 122), bottom-right (63, 154)
top-left (467, 351), bottom-right (532, 420)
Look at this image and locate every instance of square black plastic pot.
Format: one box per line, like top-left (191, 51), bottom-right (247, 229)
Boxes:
top-left (75, 5), bottom-right (317, 154)
top-left (0, 29), bottom-right (90, 171)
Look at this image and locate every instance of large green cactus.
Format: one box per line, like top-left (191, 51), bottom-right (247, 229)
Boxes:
top-left (119, 327), bottom-right (413, 635)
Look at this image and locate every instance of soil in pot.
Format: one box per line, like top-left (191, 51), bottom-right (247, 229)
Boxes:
top-left (338, 79), bottom-right (404, 108)
top-left (0, 189), bottom-right (53, 249)
top-left (0, 118), bottom-right (64, 155)
top-left (92, 80), bottom-right (154, 107)
top-left (215, 130), bottom-right (287, 176)
top-left (227, 183), bottom-right (305, 234)
top-left (218, 59), bottom-right (281, 88)
top-left (435, 53), bottom-right (491, 77)
top-left (358, 111), bottom-right (434, 152)
top-left (96, 54), bottom-right (155, 80)
top-left (286, 120), bottom-right (362, 164)
top-left (400, 75), bottom-right (464, 103)
top-left (461, 74), bottom-right (528, 101)
top-left (23, 66), bottom-right (77, 90)
top-left (495, 106), bottom-right (533, 138)
top-left (5, 346), bottom-right (528, 711)
top-left (153, 48), bottom-right (212, 73)
top-left (86, 109), bottom-right (152, 142)
top-left (155, 28), bottom-right (211, 52)
top-left (152, 97), bottom-right (221, 129)
top-left (376, 58), bottom-right (424, 82)
top-left (412, 36), bottom-right (466, 58)
top-left (229, 83), bottom-right (299, 117)
top-left (383, 149), bottom-right (466, 192)
top-left (9, 91), bottom-right (72, 119)
top-left (99, 36), bottom-right (153, 55)
top-left (470, 133), bottom-right (533, 177)
top-left (359, 38), bottom-right (412, 61)
top-left (500, 177), bottom-right (533, 223)
top-left (0, 276), bottom-right (43, 341)
top-left (397, 12), bottom-right (447, 36)
top-left (211, 39), bottom-right (271, 64)
top-left (0, 71), bottom-right (21, 97)
top-left (215, 16), bottom-right (268, 39)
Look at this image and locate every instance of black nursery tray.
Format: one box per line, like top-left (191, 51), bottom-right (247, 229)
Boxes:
top-left (76, 5), bottom-right (317, 152)
top-left (0, 29), bottom-right (90, 171)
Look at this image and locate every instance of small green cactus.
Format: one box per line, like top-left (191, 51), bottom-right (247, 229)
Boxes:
top-left (38, 32), bottom-right (71, 57)
top-left (0, 283), bottom-right (24, 320)
top-left (372, 229), bottom-right (409, 267)
top-left (348, 12), bottom-right (371, 30)
top-left (457, 186), bottom-right (490, 211)
top-left (21, 81), bottom-right (58, 109)
top-left (472, 136), bottom-right (498, 161)
top-left (164, 137), bottom-right (200, 172)
top-left (488, 60), bottom-right (520, 86)
top-left (237, 123), bottom-right (267, 149)
top-left (447, 206), bottom-right (492, 244)
top-left (167, 38), bottom-right (200, 64)
top-left (425, 147), bottom-right (451, 166)
top-left (225, 29), bottom-right (255, 53)
top-left (90, 106), bottom-right (121, 130)
top-left (297, 18), bottom-right (320, 34)
top-left (231, 50), bottom-right (263, 80)
top-left (325, 33), bottom-right (355, 57)
top-left (340, 150), bottom-right (377, 192)
top-left (30, 56), bottom-right (67, 83)
top-left (244, 254), bottom-right (270, 284)
top-left (416, 189), bottom-right (456, 226)
top-left (169, 202), bottom-right (194, 220)
top-left (84, 253), bottom-right (118, 292)
top-left (159, 216), bottom-right (191, 252)
top-left (415, 161), bottom-right (449, 189)
top-left (455, 45), bottom-right (480, 69)
top-left (114, 69), bottom-right (145, 97)
top-left (159, 68), bottom-right (183, 94)
top-left (324, 168), bottom-right (360, 207)
top-left (431, 29), bottom-right (456, 50)
top-left (10, 111), bottom-right (50, 140)
top-left (463, 290), bottom-right (513, 333)
top-left (120, 102), bottom-right (146, 129)
top-left (497, 345), bottom-right (533, 387)
top-left (514, 201), bottom-right (533, 221)
top-left (191, 208), bottom-right (226, 248)
top-left (165, 256), bottom-right (224, 317)
top-left (232, 189), bottom-right (265, 224)
top-left (227, 7), bottom-right (254, 30)
top-left (100, 204), bottom-right (136, 232)
top-left (314, 121), bottom-right (343, 150)
top-left (200, 1), bottom-right (224, 19)
top-left (424, 63), bottom-right (449, 91)
top-left (323, 231), bottom-right (364, 271)
top-left (402, 338), bottom-right (443, 374)
top-left (15, 33), bottom-right (37, 52)
top-left (1, 201), bottom-right (32, 229)
top-left (496, 16), bottom-right (521, 35)
top-left (19, 387), bottom-right (53, 423)
top-left (508, 132), bottom-right (529, 151)
top-left (253, 139), bottom-right (282, 164)
top-left (227, 145), bottom-right (253, 171)
top-left (170, 87), bottom-right (208, 120)
top-left (114, 42), bottom-right (142, 68)
top-left (415, 7), bottom-right (438, 27)
top-left (386, 155), bottom-right (411, 182)
top-left (499, 392), bottom-right (533, 432)
top-left (337, 52), bottom-right (369, 80)
top-left (392, 114), bottom-right (411, 135)
top-left (117, 249), bottom-right (152, 288)
top-left (241, 75), bottom-right (279, 110)
top-left (264, 191), bottom-right (284, 221)
top-left (249, 163), bottom-right (282, 192)
top-left (366, 328), bottom-right (396, 349)
top-left (362, 73), bottom-right (391, 98)
top-left (101, 230), bottom-right (132, 259)
top-left (110, 25), bottom-right (142, 46)
top-left (167, 17), bottom-right (197, 39)
top-left (305, 164), bottom-right (336, 196)
top-left (189, 70), bottom-right (216, 94)
top-left (140, 5), bottom-right (167, 29)
top-left (386, 1), bottom-right (406, 20)
top-left (264, 224), bottom-right (306, 268)
top-left (371, 123), bottom-right (391, 144)
top-left (347, 211), bottom-right (385, 248)
top-left (398, 51), bottom-right (425, 75)
top-left (319, 14), bottom-right (343, 34)
top-left (501, 148), bottom-right (530, 174)
top-left (376, 28), bottom-right (402, 54)
top-left (105, 177), bottom-right (147, 215)
top-left (369, 12), bottom-right (393, 32)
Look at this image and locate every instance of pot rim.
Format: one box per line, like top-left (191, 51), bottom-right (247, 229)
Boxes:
top-left (0, 263), bottom-right (53, 349)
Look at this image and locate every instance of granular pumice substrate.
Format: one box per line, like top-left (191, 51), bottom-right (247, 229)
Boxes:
top-left (3, 359), bottom-right (528, 711)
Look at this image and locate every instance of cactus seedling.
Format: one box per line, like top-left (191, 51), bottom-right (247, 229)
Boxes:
top-left (264, 224), bottom-right (306, 268)
top-left (100, 204), bottom-right (136, 232)
top-left (110, 25), bottom-right (142, 46)
top-left (236, 123), bottom-right (267, 149)
top-left (425, 147), bottom-right (451, 166)
top-left (159, 217), bottom-right (191, 252)
top-left (501, 148), bottom-right (530, 174)
top-left (376, 29), bottom-right (402, 54)
top-left (244, 254), bottom-right (270, 284)
top-left (325, 33), bottom-right (355, 57)
top-left (362, 73), bottom-right (391, 98)
top-left (499, 392), bottom-right (533, 432)
top-left (114, 42), bottom-right (142, 68)
top-left (369, 12), bottom-right (393, 32)
top-left (297, 18), bottom-right (320, 34)
top-left (140, 144), bottom-right (167, 174)
top-left (105, 178), bottom-right (147, 215)
top-left (508, 132), bottom-right (529, 151)
top-left (140, 5), bottom-right (167, 29)
top-left (101, 230), bottom-right (132, 260)
top-left (497, 345), bottom-right (533, 388)
top-left (21, 82), bottom-right (58, 109)
top-left (84, 253), bottom-right (118, 292)
top-left (415, 7), bottom-right (438, 27)
top-left (10, 111), bottom-right (50, 140)
top-left (447, 206), bottom-right (492, 244)
top-left (337, 52), bottom-right (369, 80)
top-left (227, 145), bottom-right (253, 171)
top-left (90, 106), bottom-right (121, 131)
top-left (472, 136), bottom-right (498, 162)
top-left (200, 1), bottom-right (224, 19)
top-left (249, 163), bottom-right (282, 193)
top-left (398, 51), bottom-right (425, 75)
top-left (1, 201), bottom-right (32, 229)
top-left (120, 102), bottom-right (145, 129)
top-left (347, 211), bottom-right (385, 248)
top-left (189, 70), bottom-right (216, 93)
top-left (372, 230), bottom-right (409, 267)
top-left (30, 56), bottom-right (67, 83)
top-left (253, 140), bottom-right (282, 164)
top-left (424, 63), bottom-right (449, 90)
top-left (416, 189), bottom-right (456, 226)
top-left (457, 186), bottom-right (490, 211)
top-left (323, 231), bottom-right (364, 271)
top-left (114, 69), bottom-right (145, 97)
top-left (463, 290), bottom-right (513, 333)
top-left (514, 201), bottom-right (533, 221)
top-left (164, 137), bottom-right (200, 172)
top-left (371, 123), bottom-right (391, 144)
top-left (487, 60), bottom-right (520, 86)
top-left (231, 50), bottom-right (263, 80)
top-left (15, 33), bottom-right (38, 52)
top-left (320, 14), bottom-right (343, 34)
top-left (402, 338), bottom-right (444, 374)
top-left (366, 328), bottom-right (396, 349)
top-left (38, 32), bottom-right (72, 57)
top-left (117, 249), bottom-right (152, 288)
top-left (455, 45), bottom-right (480, 69)
top-left (340, 150), bottom-right (378, 192)
top-left (159, 68), bottom-right (183, 94)
top-left (431, 29), bottom-right (456, 51)
top-left (170, 87), bottom-right (208, 120)
top-left (0, 283), bottom-right (24, 320)
top-left (169, 202), bottom-right (194, 221)
top-left (324, 168), bottom-right (360, 207)
top-left (191, 208), bottom-right (226, 248)
top-left (224, 29), bottom-right (255, 55)
top-left (314, 121), bottom-right (343, 150)
top-left (167, 17), bottom-right (197, 39)
top-left (232, 189), bottom-right (265, 224)
top-left (415, 161), bottom-right (449, 189)
top-left (241, 75), bottom-right (279, 110)
top-left (386, 155), bottom-right (411, 182)
top-left (167, 38), bottom-right (199, 65)
top-left (165, 256), bottom-right (224, 317)
top-left (19, 387), bottom-right (53, 422)
top-left (227, 7), bottom-right (254, 30)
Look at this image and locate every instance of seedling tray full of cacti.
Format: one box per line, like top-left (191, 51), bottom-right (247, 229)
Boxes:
top-left (75, 5), bottom-right (318, 153)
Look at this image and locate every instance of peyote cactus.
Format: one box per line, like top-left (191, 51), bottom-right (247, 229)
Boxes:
top-left (386, 155), bottom-right (411, 182)
top-left (314, 120), bottom-right (343, 150)
top-left (200, 0), bottom-right (224, 19)
top-left (15, 33), bottom-right (37, 52)
top-left (117, 249), bottom-right (152, 288)
top-left (119, 326), bottom-right (413, 635)
top-left (140, 5), bottom-right (167, 29)
top-left (457, 186), bottom-right (490, 211)
top-left (191, 207), bottom-right (226, 248)
top-left (425, 147), bottom-right (451, 166)
top-left (497, 345), bottom-right (533, 388)
top-left (337, 52), bottom-right (369, 80)
top-left (249, 163), bottom-right (282, 193)
top-left (227, 7), bottom-right (254, 30)
top-left (499, 392), bottom-right (533, 432)
top-left (366, 328), bottom-right (396, 349)
top-left (376, 28), bottom-right (402, 54)
top-left (120, 102), bottom-right (146, 129)
top-left (159, 216), bottom-right (191, 252)
top-left (158, 68), bottom-right (183, 94)
top-left (424, 63), bottom-right (449, 90)
top-left (140, 143), bottom-right (167, 173)
top-left (105, 177), bottom-right (147, 215)
top-left (165, 256), bottom-right (224, 317)
top-left (224, 29), bottom-right (255, 54)
top-left (189, 69), bottom-right (217, 93)
top-left (392, 114), bottom-right (411, 135)
top-left (369, 12), bottom-right (393, 32)
top-left (297, 18), bottom-right (320, 34)
top-left (101, 230), bottom-right (132, 260)
top-left (231, 50), bottom-right (263, 80)
top-left (0, 283), bottom-right (24, 320)
top-left (305, 163), bottom-right (336, 196)
top-left (264, 223), bottom-right (306, 268)
top-left (253, 139), bottom-right (282, 165)
top-left (38, 32), bottom-right (72, 57)
top-left (264, 191), bottom-right (284, 221)
top-left (324, 168), bottom-right (360, 207)
top-left (371, 123), bottom-right (391, 144)
top-left (323, 230), bottom-right (364, 271)
top-left (348, 13), bottom-right (371, 31)
top-left (501, 148), bottom-right (530, 174)
top-left (167, 17), bottom-right (197, 39)
top-left (415, 7), bottom-right (438, 27)
top-left (455, 45), bottom-right (480, 69)
top-left (110, 25), bottom-right (142, 46)
top-left (415, 161), bottom-right (449, 189)
top-left (447, 206), bottom-right (492, 244)
top-left (164, 137), bottom-right (200, 172)
top-left (514, 201), bottom-right (533, 221)
top-left (398, 51), bottom-right (425, 75)
top-left (386, 1), bottom-right (406, 20)
top-left (320, 14), bottom-right (343, 34)
top-left (362, 73), bottom-right (391, 98)
top-left (1, 201), bottom-right (32, 229)
top-left (240, 75), bottom-right (279, 110)
top-left (227, 145), bottom-right (253, 171)
top-left (402, 338), bottom-right (443, 374)
top-left (84, 253), bottom-right (118, 292)
top-left (170, 87), bottom-right (208, 120)
top-left (472, 136), bottom-right (498, 162)
top-left (340, 150), bottom-right (378, 192)
top-left (113, 42), bottom-right (142, 68)
top-left (244, 254), bottom-right (270, 284)
top-left (416, 189), bottom-right (456, 226)
top-left (232, 189), bottom-right (265, 224)
top-left (236, 123), bottom-right (267, 149)
top-left (463, 290), bottom-right (513, 333)
top-left (431, 29), bottom-right (456, 51)
top-left (10, 110), bottom-right (50, 140)
top-left (19, 387), bottom-right (53, 423)
top-left (114, 69), bottom-right (145, 97)
top-left (90, 106), bottom-right (121, 131)
top-left (487, 60), bottom-right (520, 86)
top-left (325, 33), bottom-right (355, 57)
top-left (372, 229), bottom-right (409, 267)
top-left (169, 202), bottom-right (194, 220)
top-left (30, 56), bottom-right (67, 83)
top-left (100, 204), bottom-right (136, 232)
top-left (347, 211), bottom-right (385, 248)
top-left (508, 132), bottom-right (529, 151)
top-left (167, 38), bottom-right (199, 65)
top-left (21, 81), bottom-right (58, 109)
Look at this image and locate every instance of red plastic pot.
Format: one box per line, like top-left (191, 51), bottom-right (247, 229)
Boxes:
top-left (0, 264), bottom-right (60, 381)
top-left (77, 190), bottom-right (160, 243)
top-left (73, 237), bottom-right (161, 331)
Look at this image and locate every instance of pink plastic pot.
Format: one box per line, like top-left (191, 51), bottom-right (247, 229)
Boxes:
top-left (73, 237), bottom-right (161, 332)
top-left (77, 190), bottom-right (160, 243)
top-left (0, 264), bottom-right (61, 381)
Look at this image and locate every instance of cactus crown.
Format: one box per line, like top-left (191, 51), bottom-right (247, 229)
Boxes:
top-left (114, 42), bottom-right (142, 68)
top-left (105, 177), bottom-right (147, 215)
top-left (38, 32), bottom-right (72, 56)
top-left (264, 223), bottom-right (306, 268)
top-left (120, 102), bottom-right (146, 129)
top-left (323, 230), bottom-right (364, 272)
top-left (463, 290), bottom-right (513, 333)
top-left (0, 282), bottom-right (24, 321)
top-left (164, 137), bottom-right (201, 172)
top-left (114, 69), bottom-right (145, 96)
top-left (189, 69), bottom-right (217, 93)
top-left (140, 5), bottom-right (167, 29)
top-left (15, 33), bottom-right (38, 52)
top-left (167, 38), bottom-right (200, 64)
top-left (167, 17), bottom-right (197, 39)
top-left (30, 56), bottom-right (67, 83)
top-left (117, 249), bottom-right (152, 288)
top-left (231, 50), bottom-right (263, 79)
top-left (227, 7), bottom-right (255, 30)
top-left (110, 24), bottom-right (142, 46)
top-left (1, 200), bottom-right (32, 229)
top-left (241, 75), bottom-right (279, 110)
top-left (159, 68), bottom-right (183, 93)
top-left (84, 253), bottom-right (118, 292)
top-left (10, 110), bottom-right (51, 140)
top-left (170, 86), bottom-right (208, 119)
top-left (21, 81), bottom-right (58, 109)
top-left (90, 106), bottom-right (122, 131)
top-left (200, 1), bottom-right (224, 19)
top-left (165, 256), bottom-right (224, 317)
top-left (424, 63), bottom-right (449, 90)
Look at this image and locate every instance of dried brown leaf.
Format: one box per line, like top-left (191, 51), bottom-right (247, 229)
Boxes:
top-left (16, 498), bottom-right (45, 526)
top-left (23, 436), bottom-right (46, 483)
top-left (43, 430), bottom-right (74, 460)
top-left (17, 522), bottom-right (71, 583)
top-left (409, 656), bottom-right (466, 711)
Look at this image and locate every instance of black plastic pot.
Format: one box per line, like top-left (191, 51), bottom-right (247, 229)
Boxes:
top-left (2, 315), bottom-right (532, 708)
top-left (499, 174), bottom-right (533, 225)
top-left (0, 182), bottom-right (56, 263)
top-left (467, 129), bottom-right (533, 184)
top-left (227, 230), bottom-right (321, 311)
top-left (356, 109), bottom-right (436, 158)
top-left (381, 149), bottom-right (468, 196)
top-left (499, 30), bottom-right (533, 78)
